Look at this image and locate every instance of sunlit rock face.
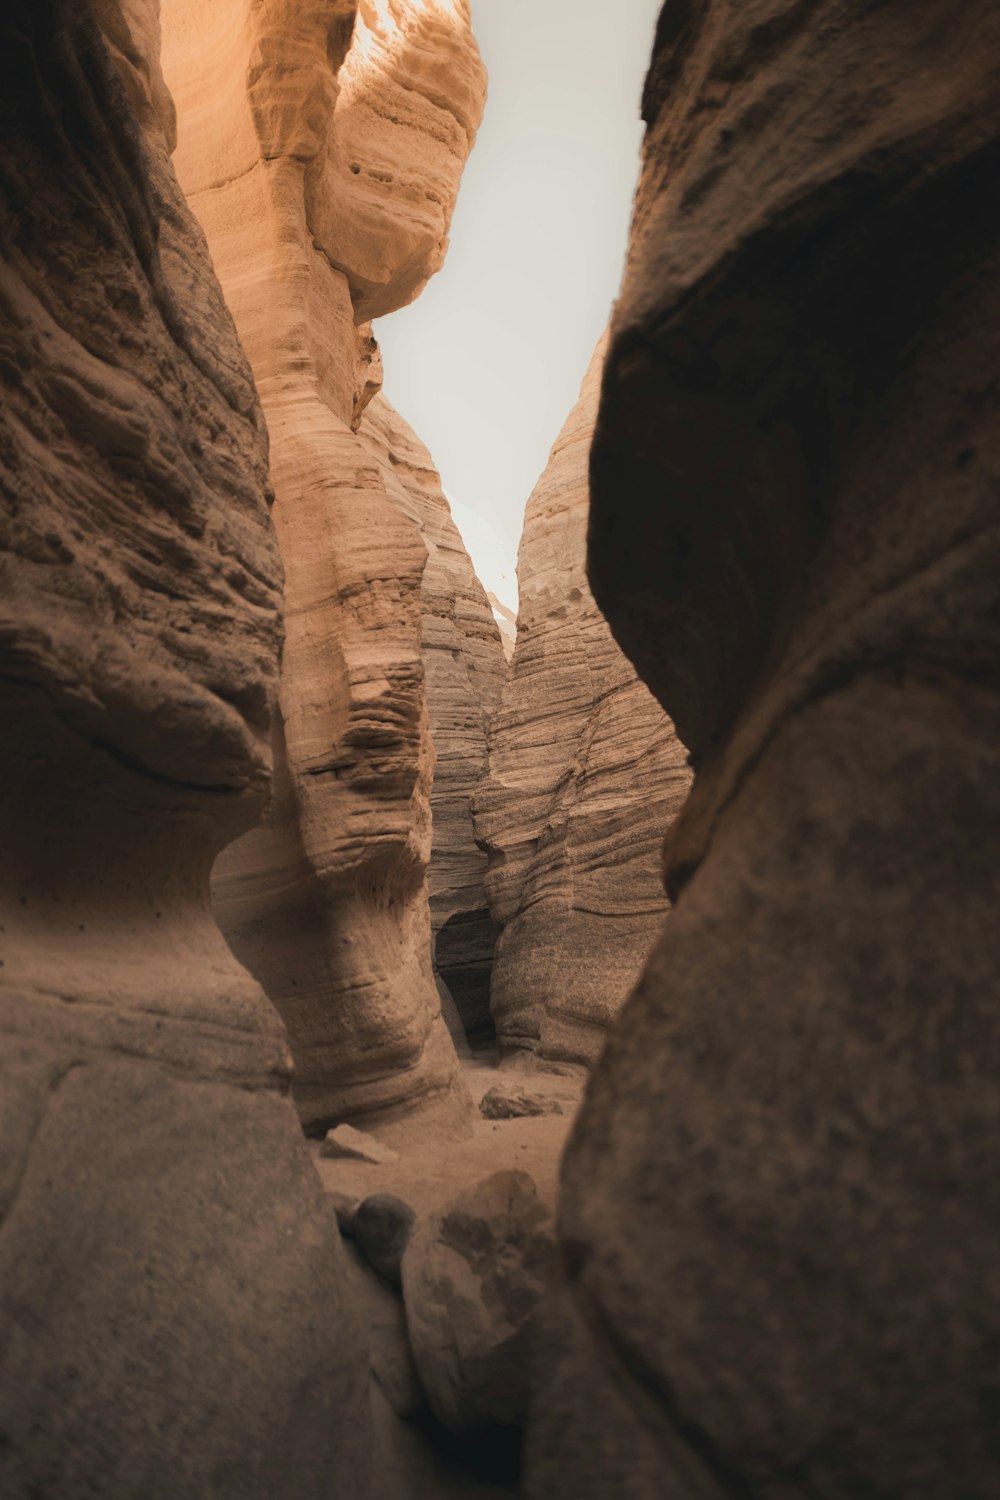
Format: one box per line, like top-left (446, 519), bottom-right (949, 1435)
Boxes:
top-left (358, 395), bottom-right (506, 1054)
top-left (475, 338), bottom-right (691, 1067)
top-left (161, 0), bottom-right (486, 1137)
top-left (527, 3), bottom-right (1000, 1498)
top-left (0, 3), bottom-right (369, 1496)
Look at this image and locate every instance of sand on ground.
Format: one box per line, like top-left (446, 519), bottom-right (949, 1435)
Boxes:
top-left (312, 1058), bottom-right (585, 1217)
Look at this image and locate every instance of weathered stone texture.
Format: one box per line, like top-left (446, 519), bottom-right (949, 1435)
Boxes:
top-left (475, 337), bottom-right (691, 1066)
top-left (161, 0), bottom-right (487, 1135)
top-left (528, 3), bottom-right (1000, 1498)
top-left (402, 1170), bottom-right (555, 1436)
top-left (0, 3), bottom-right (369, 1496)
top-left (359, 394), bottom-right (506, 1053)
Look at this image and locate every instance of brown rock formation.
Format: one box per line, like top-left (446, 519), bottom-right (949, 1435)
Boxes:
top-left (488, 593), bottom-right (517, 661)
top-left (0, 3), bottom-right (369, 1496)
top-left (359, 394), bottom-right (506, 1053)
top-left (475, 337), bottom-right (691, 1066)
top-left (161, 0), bottom-right (487, 1135)
top-left (527, 4), bottom-right (1000, 1498)
top-left (402, 1170), bottom-right (555, 1436)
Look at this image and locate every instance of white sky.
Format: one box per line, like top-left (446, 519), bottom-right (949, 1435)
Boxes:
top-left (375, 0), bottom-right (662, 608)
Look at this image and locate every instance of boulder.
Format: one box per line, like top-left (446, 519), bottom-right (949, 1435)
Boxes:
top-left (355, 1192), bottom-right (417, 1288)
top-left (479, 1086), bottom-right (564, 1121)
top-left (402, 1171), bottom-right (555, 1435)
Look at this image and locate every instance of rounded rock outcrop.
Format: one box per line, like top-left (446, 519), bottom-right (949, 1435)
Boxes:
top-left (0, 3), bottom-right (370, 1495)
top-left (526, 4), bottom-right (1000, 1498)
top-left (402, 1170), bottom-right (555, 1436)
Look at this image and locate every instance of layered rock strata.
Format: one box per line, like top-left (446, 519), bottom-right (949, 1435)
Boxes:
top-left (528, 4), bottom-right (1000, 1498)
top-left (488, 594), bottom-right (517, 661)
top-left (475, 337), bottom-right (691, 1066)
top-left (0, 3), bottom-right (369, 1496)
top-left (359, 395), bottom-right (505, 1053)
top-left (161, 0), bottom-right (487, 1134)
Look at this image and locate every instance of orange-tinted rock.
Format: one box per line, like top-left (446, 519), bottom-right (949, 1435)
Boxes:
top-left (358, 395), bottom-right (506, 1053)
top-left (528, 4), bottom-right (1000, 1497)
top-left (161, 0), bottom-right (486, 1136)
top-left (475, 338), bottom-right (691, 1066)
top-left (0, 3), bottom-right (369, 1495)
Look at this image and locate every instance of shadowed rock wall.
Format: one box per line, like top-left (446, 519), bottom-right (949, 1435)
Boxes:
top-left (475, 337), bottom-right (691, 1066)
top-left (527, 3), bottom-right (1000, 1497)
top-left (161, 0), bottom-right (486, 1137)
top-left (359, 395), bottom-right (506, 1054)
top-left (0, 2), bottom-right (369, 1495)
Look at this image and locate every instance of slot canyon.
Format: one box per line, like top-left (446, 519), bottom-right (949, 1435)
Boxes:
top-left (1, 1), bottom-right (997, 1497)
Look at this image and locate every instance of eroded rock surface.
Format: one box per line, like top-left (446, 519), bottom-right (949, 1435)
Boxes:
top-left (528, 4), bottom-right (1000, 1498)
top-left (403, 1170), bottom-right (555, 1437)
top-left (475, 337), bottom-right (691, 1065)
top-left (355, 1191), bottom-right (417, 1287)
top-left (479, 1085), bottom-right (564, 1121)
top-left (161, 0), bottom-right (487, 1136)
top-left (359, 395), bottom-right (506, 1053)
top-left (0, 3), bottom-right (368, 1495)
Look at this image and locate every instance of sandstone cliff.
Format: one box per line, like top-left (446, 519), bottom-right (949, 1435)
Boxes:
top-left (475, 337), bottom-right (691, 1066)
top-left (0, 2), bottom-right (369, 1495)
top-left (161, 0), bottom-right (487, 1136)
top-left (488, 594), bottom-right (517, 661)
top-left (358, 395), bottom-right (506, 1053)
top-left (527, 4), bottom-right (1000, 1497)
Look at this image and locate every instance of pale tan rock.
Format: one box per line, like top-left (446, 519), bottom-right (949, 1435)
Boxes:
top-left (487, 593), bottom-right (517, 662)
top-left (161, 0), bottom-right (486, 1135)
top-left (322, 1123), bottom-right (401, 1166)
top-left (354, 1191), bottom-right (416, 1286)
top-left (527, 4), bottom-right (1000, 1498)
top-left (0, 3), bottom-right (369, 1496)
top-left (474, 337), bottom-right (692, 1065)
top-left (359, 395), bottom-right (506, 1053)
top-left (479, 1086), bottom-right (564, 1120)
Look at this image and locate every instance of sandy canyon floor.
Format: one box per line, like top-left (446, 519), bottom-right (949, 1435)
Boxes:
top-left (310, 1057), bottom-right (584, 1498)
top-left (313, 1058), bottom-right (583, 1216)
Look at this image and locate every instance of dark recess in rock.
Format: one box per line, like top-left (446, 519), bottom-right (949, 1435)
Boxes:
top-left (435, 907), bottom-right (501, 1052)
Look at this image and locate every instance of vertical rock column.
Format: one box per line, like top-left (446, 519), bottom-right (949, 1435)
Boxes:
top-left (0, 3), bottom-right (369, 1497)
top-left (527, 3), bottom-right (1000, 1497)
top-left (161, 0), bottom-right (487, 1136)
top-left (475, 338), bottom-right (691, 1066)
top-left (359, 395), bottom-right (506, 1053)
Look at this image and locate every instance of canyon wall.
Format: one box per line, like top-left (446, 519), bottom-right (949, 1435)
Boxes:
top-left (358, 395), bottom-right (505, 1053)
top-left (0, 2), bottom-right (369, 1496)
top-left (161, 0), bottom-right (487, 1136)
top-left (527, 3), bottom-right (1000, 1498)
top-left (475, 337), bottom-right (691, 1066)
